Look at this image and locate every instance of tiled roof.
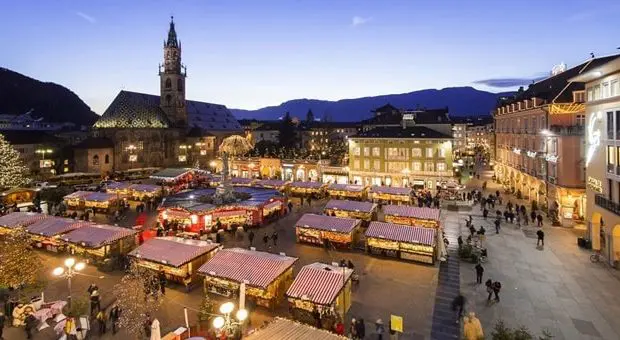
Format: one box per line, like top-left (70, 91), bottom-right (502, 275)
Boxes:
top-left (62, 224), bottom-right (137, 248)
top-left (286, 263), bottom-right (353, 305)
top-left (198, 248), bottom-right (298, 289)
top-left (295, 213), bottom-right (360, 233)
top-left (186, 100), bottom-right (242, 131)
top-left (245, 318), bottom-right (349, 340)
top-left (366, 221), bottom-right (436, 245)
top-left (353, 126), bottom-right (452, 139)
top-left (128, 237), bottom-right (219, 267)
top-left (382, 205), bottom-right (440, 221)
top-left (325, 199), bottom-right (376, 213)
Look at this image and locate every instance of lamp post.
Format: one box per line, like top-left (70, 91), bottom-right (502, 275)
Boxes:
top-left (52, 258), bottom-right (86, 308)
top-left (212, 301), bottom-right (248, 338)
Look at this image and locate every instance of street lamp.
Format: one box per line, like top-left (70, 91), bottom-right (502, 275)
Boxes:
top-left (212, 301), bottom-right (248, 337)
top-left (35, 148), bottom-right (53, 159)
top-left (210, 161), bottom-right (217, 174)
top-left (52, 258), bottom-right (86, 308)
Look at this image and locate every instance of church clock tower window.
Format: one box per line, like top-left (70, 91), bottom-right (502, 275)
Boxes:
top-left (159, 16), bottom-right (187, 127)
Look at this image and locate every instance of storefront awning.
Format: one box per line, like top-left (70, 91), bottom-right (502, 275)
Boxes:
top-left (296, 214), bottom-right (360, 233)
top-left (325, 199), bottom-right (376, 213)
top-left (0, 212), bottom-right (52, 229)
top-left (366, 221), bottom-right (436, 246)
top-left (382, 205), bottom-right (440, 221)
top-left (286, 262), bottom-right (353, 305)
top-left (129, 237), bottom-right (219, 267)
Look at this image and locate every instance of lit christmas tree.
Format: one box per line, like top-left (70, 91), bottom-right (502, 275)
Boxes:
top-left (0, 229), bottom-right (43, 290)
top-left (0, 133), bottom-right (30, 189)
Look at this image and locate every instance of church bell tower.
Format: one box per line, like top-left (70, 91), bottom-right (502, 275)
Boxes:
top-left (159, 16), bottom-right (187, 126)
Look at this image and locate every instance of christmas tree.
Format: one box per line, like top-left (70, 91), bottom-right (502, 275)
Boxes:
top-left (0, 229), bottom-right (43, 291)
top-left (0, 133), bottom-right (30, 189)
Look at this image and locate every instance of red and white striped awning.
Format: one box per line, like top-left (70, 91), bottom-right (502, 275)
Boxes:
top-left (369, 186), bottom-right (412, 196)
top-left (328, 184), bottom-right (364, 192)
top-left (213, 210), bottom-right (246, 218)
top-left (26, 217), bottom-right (89, 237)
top-left (325, 199), bottom-right (376, 213)
top-left (382, 205), bottom-right (440, 221)
top-left (286, 263), bottom-right (353, 305)
top-left (295, 214), bottom-right (360, 233)
top-left (198, 248), bottom-right (298, 289)
top-left (129, 237), bottom-right (220, 267)
top-left (62, 224), bottom-right (137, 248)
top-left (0, 212), bottom-right (52, 229)
top-left (365, 221), bottom-right (436, 246)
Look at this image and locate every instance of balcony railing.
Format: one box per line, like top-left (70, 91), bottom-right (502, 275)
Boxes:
top-left (548, 125), bottom-right (585, 136)
top-left (595, 195), bottom-right (620, 216)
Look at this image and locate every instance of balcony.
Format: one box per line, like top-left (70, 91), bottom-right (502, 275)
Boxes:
top-left (595, 195), bottom-right (620, 216)
top-left (548, 125), bottom-right (585, 136)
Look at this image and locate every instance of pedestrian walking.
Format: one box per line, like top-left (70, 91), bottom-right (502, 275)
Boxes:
top-left (485, 279), bottom-right (494, 301)
top-left (375, 319), bottom-right (385, 340)
top-left (272, 231), bottom-right (278, 246)
top-left (248, 230), bottom-right (255, 247)
top-left (158, 270), bottom-right (167, 295)
top-left (537, 229), bottom-right (545, 246)
top-left (87, 283), bottom-right (98, 295)
top-left (356, 318), bottom-right (366, 339)
top-left (530, 211), bottom-right (536, 223)
top-left (334, 319), bottom-right (345, 335)
top-left (0, 311), bottom-right (5, 340)
top-left (492, 281), bottom-right (502, 302)
top-left (90, 288), bottom-right (101, 314)
top-left (537, 214), bottom-right (543, 227)
top-left (263, 233), bottom-right (269, 249)
top-left (110, 305), bottom-right (121, 334)
top-left (24, 312), bottom-right (36, 339)
top-left (463, 312), bottom-right (484, 340)
top-left (451, 293), bottom-right (466, 322)
top-left (475, 263), bottom-right (484, 284)
top-left (349, 318), bottom-right (358, 339)
top-left (494, 218), bottom-right (501, 234)
top-left (96, 309), bottom-right (107, 334)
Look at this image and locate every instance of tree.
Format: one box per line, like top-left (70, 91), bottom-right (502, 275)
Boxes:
top-left (306, 109), bottom-right (315, 124)
top-left (114, 262), bottom-right (164, 338)
top-left (198, 294), bottom-right (214, 322)
top-left (278, 112), bottom-right (298, 150)
top-left (0, 133), bottom-right (30, 189)
top-left (491, 320), bottom-right (553, 340)
top-left (0, 229), bottom-right (44, 294)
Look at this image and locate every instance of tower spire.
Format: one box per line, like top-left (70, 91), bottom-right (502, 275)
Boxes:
top-left (166, 15), bottom-right (178, 48)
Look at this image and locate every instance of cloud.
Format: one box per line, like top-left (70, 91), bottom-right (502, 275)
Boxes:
top-left (352, 16), bottom-right (372, 27)
top-left (473, 74), bottom-right (547, 88)
top-left (76, 11), bottom-right (96, 24)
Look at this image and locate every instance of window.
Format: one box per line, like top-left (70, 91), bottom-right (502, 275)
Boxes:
top-left (426, 148), bottom-right (434, 158)
top-left (593, 85), bottom-right (601, 100)
top-left (372, 147), bottom-right (380, 156)
top-left (363, 159), bottom-right (370, 170)
top-left (398, 148), bottom-right (407, 158)
top-left (363, 147), bottom-right (370, 156)
top-left (612, 80), bottom-right (619, 97)
top-left (607, 111), bottom-right (614, 140)
top-left (437, 162), bottom-right (446, 171)
top-left (412, 148), bottom-right (422, 157)
top-left (373, 160), bottom-right (381, 170)
top-left (104, 154), bottom-right (110, 164)
top-left (603, 82), bottom-right (610, 99)
top-left (576, 114), bottom-right (585, 126)
top-left (387, 148), bottom-right (399, 157)
top-left (609, 179), bottom-right (613, 200)
top-left (540, 116), bottom-right (546, 130)
top-left (92, 155), bottom-right (99, 166)
top-left (353, 147), bottom-right (360, 156)
top-left (165, 78), bottom-right (172, 89)
top-left (587, 88), bottom-right (594, 101)
top-left (424, 162), bottom-right (434, 172)
top-left (438, 147), bottom-right (446, 158)
top-left (353, 160), bottom-right (360, 169)
top-left (412, 162), bottom-right (421, 171)
top-left (177, 79), bottom-right (183, 91)
top-left (608, 146), bottom-right (615, 173)
top-left (616, 111), bottom-right (620, 140)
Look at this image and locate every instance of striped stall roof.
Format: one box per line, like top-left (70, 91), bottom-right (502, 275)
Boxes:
top-left (26, 217), bottom-right (89, 237)
top-left (62, 224), bottom-right (137, 248)
top-left (198, 248), bottom-right (298, 289)
top-left (64, 191), bottom-right (93, 200)
top-left (327, 184), bottom-right (364, 192)
top-left (382, 205), bottom-right (440, 221)
top-left (129, 184), bottom-right (161, 193)
top-left (245, 317), bottom-right (349, 340)
top-left (325, 200), bottom-right (376, 213)
top-left (365, 221), bottom-right (436, 246)
top-left (0, 212), bottom-right (52, 229)
top-left (255, 179), bottom-right (288, 188)
top-left (128, 237), bottom-right (220, 267)
top-left (290, 181), bottom-right (325, 189)
top-left (286, 263), bottom-right (353, 305)
top-left (231, 177), bottom-right (254, 185)
top-left (84, 192), bottom-right (117, 202)
top-left (369, 186), bottom-right (412, 196)
top-left (295, 214), bottom-right (360, 233)
top-left (106, 182), bottom-right (131, 190)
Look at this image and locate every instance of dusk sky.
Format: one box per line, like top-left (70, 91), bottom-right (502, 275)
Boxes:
top-left (2, 0), bottom-right (620, 115)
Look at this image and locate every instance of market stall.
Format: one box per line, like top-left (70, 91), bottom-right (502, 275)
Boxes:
top-left (382, 205), bottom-right (440, 228)
top-left (289, 181), bottom-right (327, 198)
top-left (286, 262), bottom-right (353, 328)
top-left (1, 187), bottom-right (37, 208)
top-left (368, 186), bottom-right (412, 204)
top-left (83, 192), bottom-right (119, 213)
top-left (198, 248), bottom-right (298, 309)
top-left (254, 179), bottom-right (289, 192)
top-left (0, 212), bottom-right (52, 234)
top-left (63, 191), bottom-right (93, 210)
top-left (323, 199), bottom-right (377, 223)
top-left (128, 237), bottom-right (220, 287)
top-left (231, 177), bottom-right (256, 187)
top-left (129, 184), bottom-right (163, 201)
top-left (245, 317), bottom-right (348, 340)
top-left (327, 184), bottom-right (367, 201)
top-left (150, 168), bottom-right (206, 193)
top-left (365, 221), bottom-right (437, 264)
top-left (105, 181), bottom-right (132, 197)
top-left (295, 214), bottom-right (361, 249)
top-left (61, 224), bottom-right (138, 262)
top-left (26, 217), bottom-right (90, 252)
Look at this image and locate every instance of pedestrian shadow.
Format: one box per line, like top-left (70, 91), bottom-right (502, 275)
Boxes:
top-left (536, 245), bottom-right (544, 251)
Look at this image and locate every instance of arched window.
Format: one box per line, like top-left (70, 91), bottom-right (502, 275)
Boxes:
top-left (165, 78), bottom-right (172, 89)
top-left (104, 154), bottom-right (110, 164)
top-left (166, 95), bottom-right (171, 105)
top-left (177, 79), bottom-right (183, 91)
top-left (93, 155), bottom-right (99, 166)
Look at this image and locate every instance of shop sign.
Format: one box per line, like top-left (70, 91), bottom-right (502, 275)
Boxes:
top-left (390, 315), bottom-right (403, 333)
top-left (545, 154), bottom-right (558, 163)
top-left (587, 176), bottom-right (603, 193)
top-left (586, 111), bottom-right (602, 167)
top-left (526, 151), bottom-right (537, 158)
top-left (513, 148), bottom-right (521, 155)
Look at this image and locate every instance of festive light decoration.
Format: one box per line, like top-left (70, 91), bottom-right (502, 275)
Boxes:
top-left (114, 262), bottom-right (164, 338)
top-left (0, 133), bottom-right (30, 189)
top-left (0, 229), bottom-right (43, 289)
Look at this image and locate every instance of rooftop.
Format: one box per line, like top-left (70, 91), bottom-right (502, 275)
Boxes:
top-left (352, 126), bottom-right (452, 139)
top-left (286, 262), bottom-right (353, 305)
top-left (245, 318), bottom-right (349, 340)
top-left (128, 237), bottom-right (220, 267)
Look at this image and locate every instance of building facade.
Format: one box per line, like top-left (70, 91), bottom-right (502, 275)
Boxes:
top-left (494, 57), bottom-right (617, 223)
top-left (570, 55), bottom-right (620, 262)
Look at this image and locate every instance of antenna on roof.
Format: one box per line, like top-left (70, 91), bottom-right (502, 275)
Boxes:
top-left (590, 52), bottom-right (595, 59)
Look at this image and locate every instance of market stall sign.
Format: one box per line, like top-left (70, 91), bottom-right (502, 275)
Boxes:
top-left (587, 176), bottom-right (603, 193)
top-left (390, 315), bottom-right (403, 333)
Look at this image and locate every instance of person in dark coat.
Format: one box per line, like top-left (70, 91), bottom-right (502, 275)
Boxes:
top-left (158, 270), bottom-right (167, 295)
top-left (110, 305), bottom-right (121, 334)
top-left (271, 231), bottom-right (278, 246)
top-left (356, 318), bottom-right (366, 339)
top-left (537, 229), bottom-right (545, 246)
top-left (451, 294), bottom-right (466, 320)
top-left (248, 230), bottom-right (255, 247)
top-left (475, 263), bottom-right (484, 284)
top-left (485, 279), bottom-right (494, 301)
top-left (530, 211), bottom-right (536, 223)
top-left (494, 219), bottom-right (501, 234)
top-left (263, 233), bottom-right (269, 249)
top-left (537, 214), bottom-right (543, 227)
top-left (24, 313), bottom-right (37, 339)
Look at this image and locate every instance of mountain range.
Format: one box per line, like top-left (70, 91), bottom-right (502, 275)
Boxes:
top-left (0, 67), bottom-right (98, 126)
top-left (231, 87), bottom-right (511, 121)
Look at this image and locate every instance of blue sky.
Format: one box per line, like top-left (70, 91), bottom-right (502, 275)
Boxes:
top-left (1, 0), bottom-right (620, 114)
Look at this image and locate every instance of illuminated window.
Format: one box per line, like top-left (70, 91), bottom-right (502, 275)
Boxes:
top-left (437, 162), bottom-right (446, 171)
top-left (411, 148), bottom-right (422, 157)
top-left (92, 155), bottom-right (99, 166)
top-left (373, 160), bottom-right (380, 170)
top-left (426, 148), bottom-right (434, 158)
top-left (353, 147), bottom-right (360, 156)
top-left (363, 147), bottom-right (370, 156)
top-left (412, 162), bottom-right (421, 171)
top-left (363, 159), bottom-right (370, 170)
top-left (387, 148), bottom-right (398, 157)
top-left (200, 150), bottom-right (207, 156)
top-left (372, 147), bottom-right (380, 156)
top-left (424, 162), bottom-right (434, 171)
top-left (438, 147), bottom-right (446, 158)
top-left (353, 160), bottom-right (360, 169)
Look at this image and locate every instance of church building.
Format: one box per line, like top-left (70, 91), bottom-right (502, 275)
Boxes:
top-left (90, 18), bottom-right (241, 172)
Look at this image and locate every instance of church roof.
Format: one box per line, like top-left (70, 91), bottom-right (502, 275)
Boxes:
top-left (93, 90), bottom-right (242, 132)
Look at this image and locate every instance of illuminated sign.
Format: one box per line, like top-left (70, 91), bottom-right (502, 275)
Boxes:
top-left (513, 148), bottom-right (521, 155)
top-left (129, 155), bottom-right (138, 162)
top-left (526, 151), bottom-right (537, 158)
top-left (545, 154), bottom-right (558, 163)
top-left (39, 159), bottom-right (53, 168)
top-left (587, 176), bottom-right (603, 193)
top-left (402, 114), bottom-right (414, 120)
top-left (586, 112), bottom-right (602, 167)
top-left (178, 155), bottom-right (187, 162)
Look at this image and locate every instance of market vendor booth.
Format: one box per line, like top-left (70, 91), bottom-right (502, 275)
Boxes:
top-left (286, 262), bottom-right (353, 328)
top-left (324, 199), bottom-right (377, 224)
top-left (128, 237), bottom-right (220, 288)
top-left (63, 191), bottom-right (93, 210)
top-left (61, 224), bottom-right (138, 263)
top-left (0, 212), bottom-right (52, 234)
top-left (254, 179), bottom-right (289, 192)
top-left (198, 248), bottom-right (298, 309)
top-left (365, 221), bottom-right (437, 264)
top-left (245, 317), bottom-right (348, 340)
top-left (105, 181), bottom-right (132, 197)
top-left (150, 168), bottom-right (206, 193)
top-left (295, 214), bottom-right (361, 249)
top-left (83, 192), bottom-right (119, 213)
top-left (327, 184), bottom-right (367, 201)
top-left (368, 186), bottom-right (412, 205)
top-left (1, 187), bottom-right (37, 208)
top-left (289, 181), bottom-right (327, 198)
top-left (231, 177), bottom-right (255, 187)
top-left (382, 205), bottom-right (440, 228)
top-left (26, 217), bottom-right (90, 252)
